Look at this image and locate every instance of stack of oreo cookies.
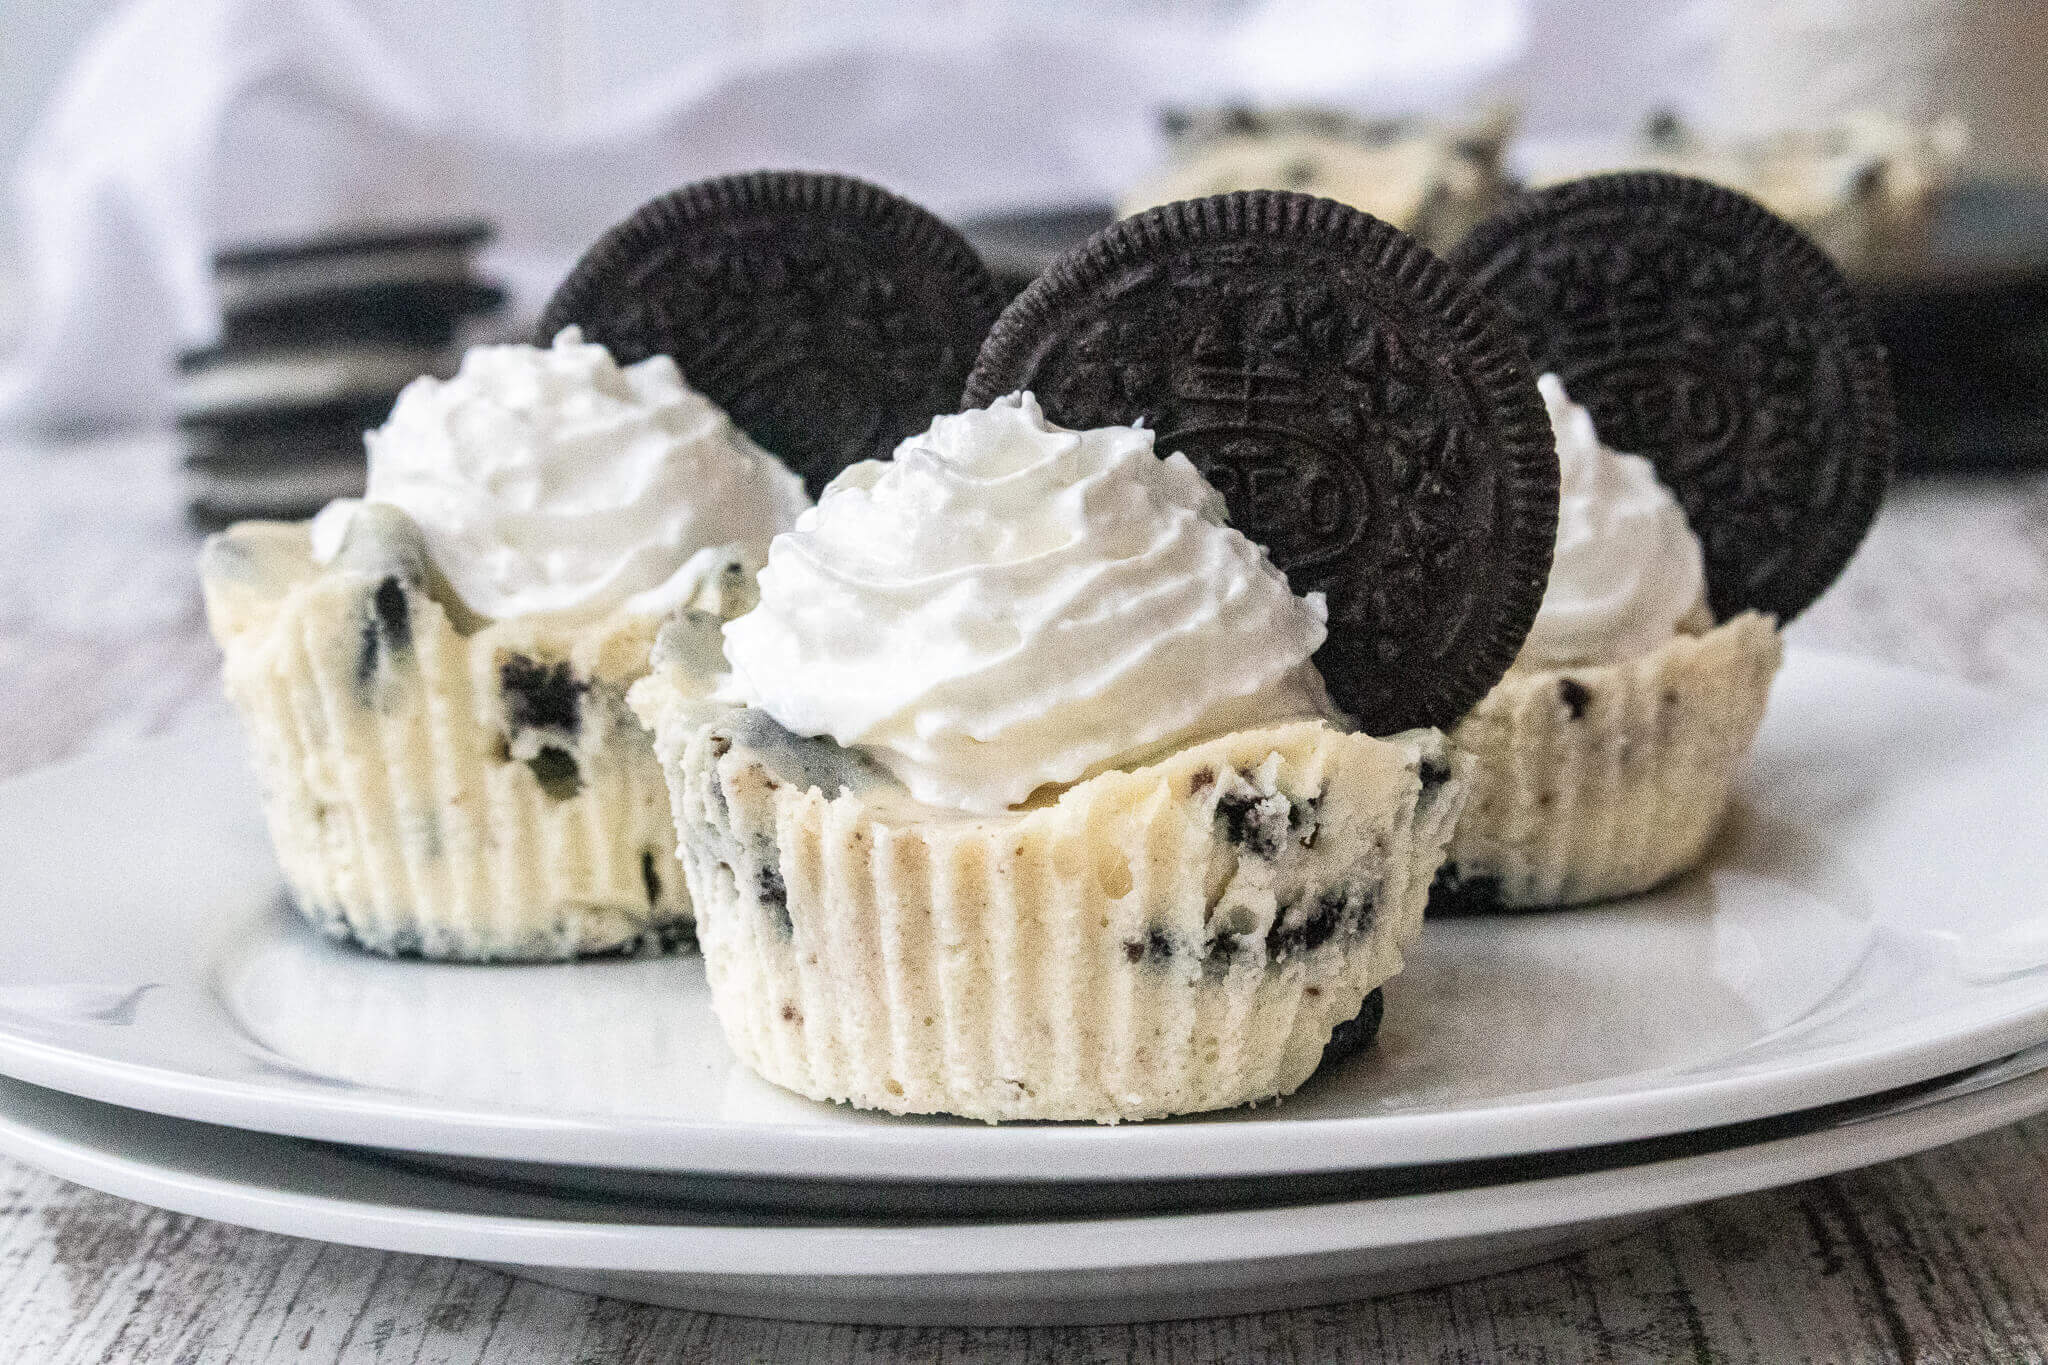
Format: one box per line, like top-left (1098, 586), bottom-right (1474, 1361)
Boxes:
top-left (178, 223), bottom-right (503, 524)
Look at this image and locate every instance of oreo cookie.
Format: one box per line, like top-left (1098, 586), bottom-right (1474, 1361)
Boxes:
top-left (212, 221), bottom-right (501, 352)
top-left (963, 191), bottom-right (1558, 736)
top-left (218, 280), bottom-right (505, 352)
top-left (1449, 171), bottom-right (1896, 623)
top-left (537, 172), bottom-right (1004, 497)
top-left (174, 343), bottom-right (445, 425)
top-left (183, 220), bottom-right (501, 524)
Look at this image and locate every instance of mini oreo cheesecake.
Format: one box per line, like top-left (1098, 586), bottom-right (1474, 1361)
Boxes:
top-left (202, 329), bottom-right (806, 959)
top-left (636, 191), bottom-right (1560, 1122)
top-left (1434, 172), bottom-right (1896, 910)
top-left (204, 172), bottom-right (1002, 960)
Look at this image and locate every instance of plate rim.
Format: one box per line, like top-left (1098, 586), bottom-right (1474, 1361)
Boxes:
top-left (0, 1049), bottom-right (2044, 1280)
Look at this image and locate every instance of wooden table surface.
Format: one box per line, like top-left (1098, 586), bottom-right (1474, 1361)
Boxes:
top-left (3, 434), bottom-right (2046, 1363)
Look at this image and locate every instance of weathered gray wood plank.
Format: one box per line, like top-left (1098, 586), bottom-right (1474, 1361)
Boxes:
top-left (13, 1125), bottom-right (2048, 1365)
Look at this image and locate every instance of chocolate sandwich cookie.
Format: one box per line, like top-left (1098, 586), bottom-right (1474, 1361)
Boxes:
top-left (537, 171), bottom-right (1004, 497)
top-left (963, 190), bottom-right (1558, 736)
top-left (214, 222), bottom-right (494, 311)
top-left (184, 459), bottom-right (369, 529)
top-left (179, 411), bottom-right (380, 526)
top-left (180, 418), bottom-right (372, 471)
top-left (1449, 171), bottom-right (1896, 623)
top-left (1318, 986), bottom-right (1386, 1067)
top-left (174, 343), bottom-right (443, 424)
top-left (219, 280), bottom-right (505, 352)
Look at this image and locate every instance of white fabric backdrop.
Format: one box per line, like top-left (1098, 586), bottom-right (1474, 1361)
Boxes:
top-left (0, 0), bottom-right (1603, 433)
top-left (5, 0), bottom-right (2036, 434)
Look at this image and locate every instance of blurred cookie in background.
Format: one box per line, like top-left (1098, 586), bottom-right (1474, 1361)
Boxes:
top-left (212, 223), bottom-right (501, 347)
top-left (178, 222), bottom-right (503, 525)
top-left (1117, 105), bottom-right (1516, 255)
top-left (1527, 112), bottom-right (2048, 468)
top-left (178, 397), bottom-right (396, 526)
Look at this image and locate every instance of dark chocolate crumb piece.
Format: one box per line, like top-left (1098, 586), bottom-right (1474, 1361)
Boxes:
top-left (585, 917), bottom-right (700, 958)
top-left (1558, 677), bottom-right (1591, 720)
top-left (1267, 886), bottom-right (1375, 960)
top-left (1289, 795), bottom-right (1322, 849)
top-left (353, 575), bottom-right (413, 695)
top-left (757, 864), bottom-right (792, 936)
top-left (372, 576), bottom-right (411, 648)
top-left (1419, 754), bottom-right (1452, 790)
top-left (1320, 988), bottom-right (1386, 1066)
top-left (501, 654), bottom-right (586, 737)
top-left (1189, 768), bottom-right (1215, 795)
top-left (526, 746), bottom-right (583, 800)
top-left (329, 917), bottom-right (425, 958)
top-left (1216, 775), bottom-right (1289, 860)
top-left (647, 919), bottom-right (698, 955)
top-left (1123, 925), bottom-right (1176, 966)
top-left (641, 850), bottom-right (663, 906)
top-left (1427, 862), bottom-right (1506, 916)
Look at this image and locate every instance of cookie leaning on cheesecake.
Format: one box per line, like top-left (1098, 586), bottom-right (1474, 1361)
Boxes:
top-left (200, 167), bottom-right (1891, 1122)
top-left (633, 192), bottom-right (1557, 1123)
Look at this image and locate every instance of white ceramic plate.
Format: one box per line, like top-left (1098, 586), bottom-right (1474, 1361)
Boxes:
top-left (0, 650), bottom-right (2045, 1182)
top-left (2, 1048), bottom-right (2045, 1326)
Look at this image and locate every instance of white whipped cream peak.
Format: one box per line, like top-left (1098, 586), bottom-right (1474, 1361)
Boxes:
top-left (313, 327), bottom-right (808, 622)
top-left (721, 392), bottom-right (1334, 813)
top-left (1516, 374), bottom-right (1707, 668)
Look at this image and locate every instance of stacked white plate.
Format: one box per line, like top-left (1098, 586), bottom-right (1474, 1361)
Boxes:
top-left (2, 649), bottom-right (2046, 1327)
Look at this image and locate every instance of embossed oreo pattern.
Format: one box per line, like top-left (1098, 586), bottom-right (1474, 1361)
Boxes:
top-left (538, 172), bottom-right (1004, 496)
top-left (964, 191), bottom-right (1558, 736)
top-left (1450, 172), bottom-right (1894, 623)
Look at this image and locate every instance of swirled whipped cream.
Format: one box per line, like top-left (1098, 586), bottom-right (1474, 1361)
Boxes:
top-left (1515, 375), bottom-right (1707, 668)
top-left (720, 392), bottom-right (1335, 813)
top-left (311, 327), bottom-right (808, 622)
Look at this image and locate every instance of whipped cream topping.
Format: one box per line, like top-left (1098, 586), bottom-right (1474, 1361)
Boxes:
top-left (313, 328), bottom-right (808, 622)
top-left (721, 392), bottom-right (1334, 813)
top-left (1516, 374), bottom-right (1707, 668)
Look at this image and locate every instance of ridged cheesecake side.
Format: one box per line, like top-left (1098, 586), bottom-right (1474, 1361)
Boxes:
top-left (201, 511), bottom-right (715, 960)
top-left (632, 666), bottom-right (1465, 1123)
top-left (1436, 611), bottom-right (1782, 912)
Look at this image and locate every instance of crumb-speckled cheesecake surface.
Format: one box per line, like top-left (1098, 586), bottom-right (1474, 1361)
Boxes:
top-left (203, 511), bottom-right (711, 959)
top-left (632, 661), bottom-right (1464, 1123)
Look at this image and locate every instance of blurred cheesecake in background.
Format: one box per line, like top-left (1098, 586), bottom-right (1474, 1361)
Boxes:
top-left (1116, 106), bottom-right (1516, 255)
top-left (1531, 111), bottom-right (1967, 281)
top-left (177, 222), bottom-right (503, 525)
